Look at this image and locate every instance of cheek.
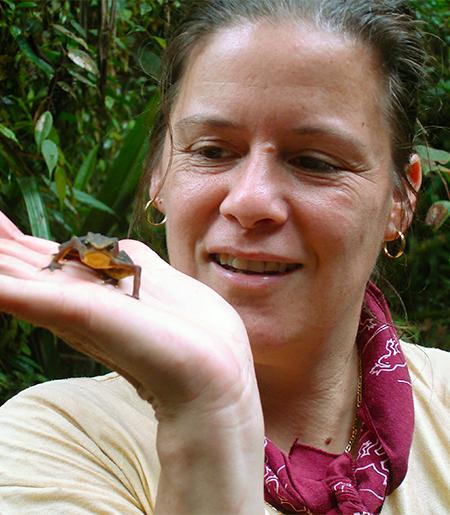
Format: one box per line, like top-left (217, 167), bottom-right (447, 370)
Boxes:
top-left (162, 172), bottom-right (226, 271)
top-left (303, 182), bottom-right (392, 263)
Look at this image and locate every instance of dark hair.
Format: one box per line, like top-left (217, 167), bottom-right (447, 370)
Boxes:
top-left (132, 0), bottom-right (426, 238)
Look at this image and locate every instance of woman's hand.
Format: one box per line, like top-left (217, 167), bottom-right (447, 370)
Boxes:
top-left (0, 211), bottom-right (265, 514)
top-left (0, 211), bottom-right (256, 411)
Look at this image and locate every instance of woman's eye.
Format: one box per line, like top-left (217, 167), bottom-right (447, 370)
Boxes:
top-left (190, 145), bottom-right (235, 160)
top-left (289, 155), bottom-right (342, 173)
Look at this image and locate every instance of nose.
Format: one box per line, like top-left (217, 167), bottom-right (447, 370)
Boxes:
top-left (219, 150), bottom-right (288, 229)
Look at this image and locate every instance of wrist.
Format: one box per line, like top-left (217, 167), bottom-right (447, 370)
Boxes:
top-left (155, 386), bottom-right (265, 514)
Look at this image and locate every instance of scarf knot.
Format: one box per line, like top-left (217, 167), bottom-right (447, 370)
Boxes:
top-left (325, 455), bottom-right (367, 513)
top-left (330, 482), bottom-right (366, 514)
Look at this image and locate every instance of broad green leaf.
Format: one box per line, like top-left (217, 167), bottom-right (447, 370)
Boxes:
top-left (427, 147), bottom-right (450, 164)
top-left (17, 176), bottom-right (51, 239)
top-left (68, 68), bottom-right (96, 87)
top-left (74, 144), bottom-right (98, 191)
top-left (0, 124), bottom-right (20, 145)
top-left (17, 1), bottom-right (38, 7)
top-left (439, 166), bottom-right (450, 185)
top-left (140, 49), bottom-right (161, 79)
top-left (152, 36), bottom-right (167, 49)
top-left (10, 26), bottom-right (21, 37)
top-left (70, 19), bottom-right (87, 39)
top-left (416, 144), bottom-right (450, 174)
top-left (57, 81), bottom-right (77, 99)
top-left (68, 48), bottom-right (99, 75)
top-left (82, 91), bottom-right (159, 233)
top-left (54, 24), bottom-right (89, 50)
top-left (54, 167), bottom-right (67, 207)
top-left (74, 189), bottom-right (116, 215)
top-left (425, 201), bottom-right (450, 230)
top-left (12, 32), bottom-right (54, 76)
top-left (34, 111), bottom-right (53, 149)
top-left (41, 139), bottom-right (58, 177)
top-left (44, 179), bottom-right (77, 217)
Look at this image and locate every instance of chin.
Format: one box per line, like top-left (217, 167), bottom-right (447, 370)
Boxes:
top-left (241, 316), bottom-right (294, 352)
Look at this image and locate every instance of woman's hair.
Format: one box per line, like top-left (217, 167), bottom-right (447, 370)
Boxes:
top-left (132, 0), bottom-right (426, 237)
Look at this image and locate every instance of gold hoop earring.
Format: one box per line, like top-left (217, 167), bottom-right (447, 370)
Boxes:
top-left (383, 231), bottom-right (406, 259)
top-left (144, 198), bottom-right (167, 227)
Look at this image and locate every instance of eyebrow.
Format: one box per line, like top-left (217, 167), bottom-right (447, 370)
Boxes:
top-left (291, 125), bottom-right (367, 153)
top-left (174, 115), bottom-right (243, 131)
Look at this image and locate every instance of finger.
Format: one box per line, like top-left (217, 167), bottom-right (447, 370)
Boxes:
top-left (0, 211), bottom-right (24, 238)
top-left (0, 275), bottom-right (128, 332)
top-left (0, 250), bottom-right (116, 288)
top-left (0, 275), bottom-right (179, 395)
top-left (16, 234), bottom-right (59, 254)
top-left (0, 254), bottom-right (39, 279)
top-left (0, 237), bottom-right (54, 269)
top-left (0, 211), bottom-right (59, 254)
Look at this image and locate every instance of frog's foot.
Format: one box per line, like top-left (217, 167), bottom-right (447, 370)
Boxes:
top-left (102, 275), bottom-right (119, 286)
top-left (42, 260), bottom-right (64, 272)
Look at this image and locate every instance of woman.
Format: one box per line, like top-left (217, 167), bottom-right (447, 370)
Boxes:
top-left (0, 1), bottom-right (448, 513)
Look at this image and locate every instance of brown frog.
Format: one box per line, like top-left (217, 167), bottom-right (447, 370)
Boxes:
top-left (45, 232), bottom-right (141, 299)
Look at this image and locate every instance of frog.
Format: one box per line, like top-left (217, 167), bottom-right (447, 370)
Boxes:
top-left (44, 232), bottom-right (141, 299)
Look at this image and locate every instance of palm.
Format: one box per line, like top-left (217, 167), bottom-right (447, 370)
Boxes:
top-left (0, 212), bottom-right (252, 413)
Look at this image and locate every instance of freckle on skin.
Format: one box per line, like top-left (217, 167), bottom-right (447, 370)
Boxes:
top-left (325, 437), bottom-right (332, 445)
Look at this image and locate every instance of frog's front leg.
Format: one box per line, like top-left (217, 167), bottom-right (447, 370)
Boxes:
top-left (131, 265), bottom-right (142, 300)
top-left (42, 237), bottom-right (83, 271)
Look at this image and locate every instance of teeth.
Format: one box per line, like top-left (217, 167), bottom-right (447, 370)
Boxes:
top-left (231, 257), bottom-right (249, 270)
top-left (219, 254), bottom-right (229, 265)
top-left (277, 263), bottom-right (287, 273)
top-left (216, 254), bottom-right (296, 274)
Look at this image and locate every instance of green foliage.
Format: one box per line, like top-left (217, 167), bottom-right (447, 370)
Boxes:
top-left (0, 0), bottom-right (182, 402)
top-left (0, 315), bottom-right (46, 402)
top-left (0, 0), bottom-right (448, 403)
top-left (384, 0), bottom-right (450, 351)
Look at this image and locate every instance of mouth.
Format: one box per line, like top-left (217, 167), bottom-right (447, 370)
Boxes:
top-left (212, 253), bottom-right (300, 275)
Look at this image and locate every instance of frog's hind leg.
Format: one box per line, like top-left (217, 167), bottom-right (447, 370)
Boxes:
top-left (101, 272), bottom-right (119, 287)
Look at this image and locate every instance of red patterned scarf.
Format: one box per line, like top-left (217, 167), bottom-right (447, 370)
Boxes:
top-left (264, 282), bottom-right (414, 514)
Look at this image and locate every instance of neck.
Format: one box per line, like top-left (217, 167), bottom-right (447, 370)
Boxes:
top-left (255, 325), bottom-right (360, 455)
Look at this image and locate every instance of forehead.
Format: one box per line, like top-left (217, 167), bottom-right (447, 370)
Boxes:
top-left (171, 20), bottom-right (390, 150)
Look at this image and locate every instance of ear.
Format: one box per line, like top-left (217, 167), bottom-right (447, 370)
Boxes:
top-left (384, 154), bottom-right (422, 241)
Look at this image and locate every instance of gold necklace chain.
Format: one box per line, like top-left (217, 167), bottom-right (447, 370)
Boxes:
top-left (345, 354), bottom-right (363, 453)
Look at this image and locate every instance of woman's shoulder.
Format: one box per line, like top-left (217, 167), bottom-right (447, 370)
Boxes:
top-left (0, 371), bottom-right (159, 458)
top-left (384, 342), bottom-right (449, 514)
top-left (401, 338), bottom-right (449, 365)
top-left (401, 340), bottom-right (449, 404)
top-left (0, 373), bottom-right (159, 513)
top-left (3, 371), bottom-right (151, 413)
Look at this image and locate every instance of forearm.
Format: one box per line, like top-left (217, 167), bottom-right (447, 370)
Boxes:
top-left (155, 394), bottom-right (265, 515)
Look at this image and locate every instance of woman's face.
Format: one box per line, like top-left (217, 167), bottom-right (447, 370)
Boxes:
top-left (154, 22), bottom-right (407, 355)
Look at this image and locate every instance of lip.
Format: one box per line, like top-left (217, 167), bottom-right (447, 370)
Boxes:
top-left (207, 247), bottom-right (299, 264)
top-left (210, 260), bottom-right (298, 291)
top-left (207, 247), bottom-right (302, 289)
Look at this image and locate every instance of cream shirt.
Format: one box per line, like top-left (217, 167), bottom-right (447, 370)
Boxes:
top-left (0, 342), bottom-right (448, 514)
